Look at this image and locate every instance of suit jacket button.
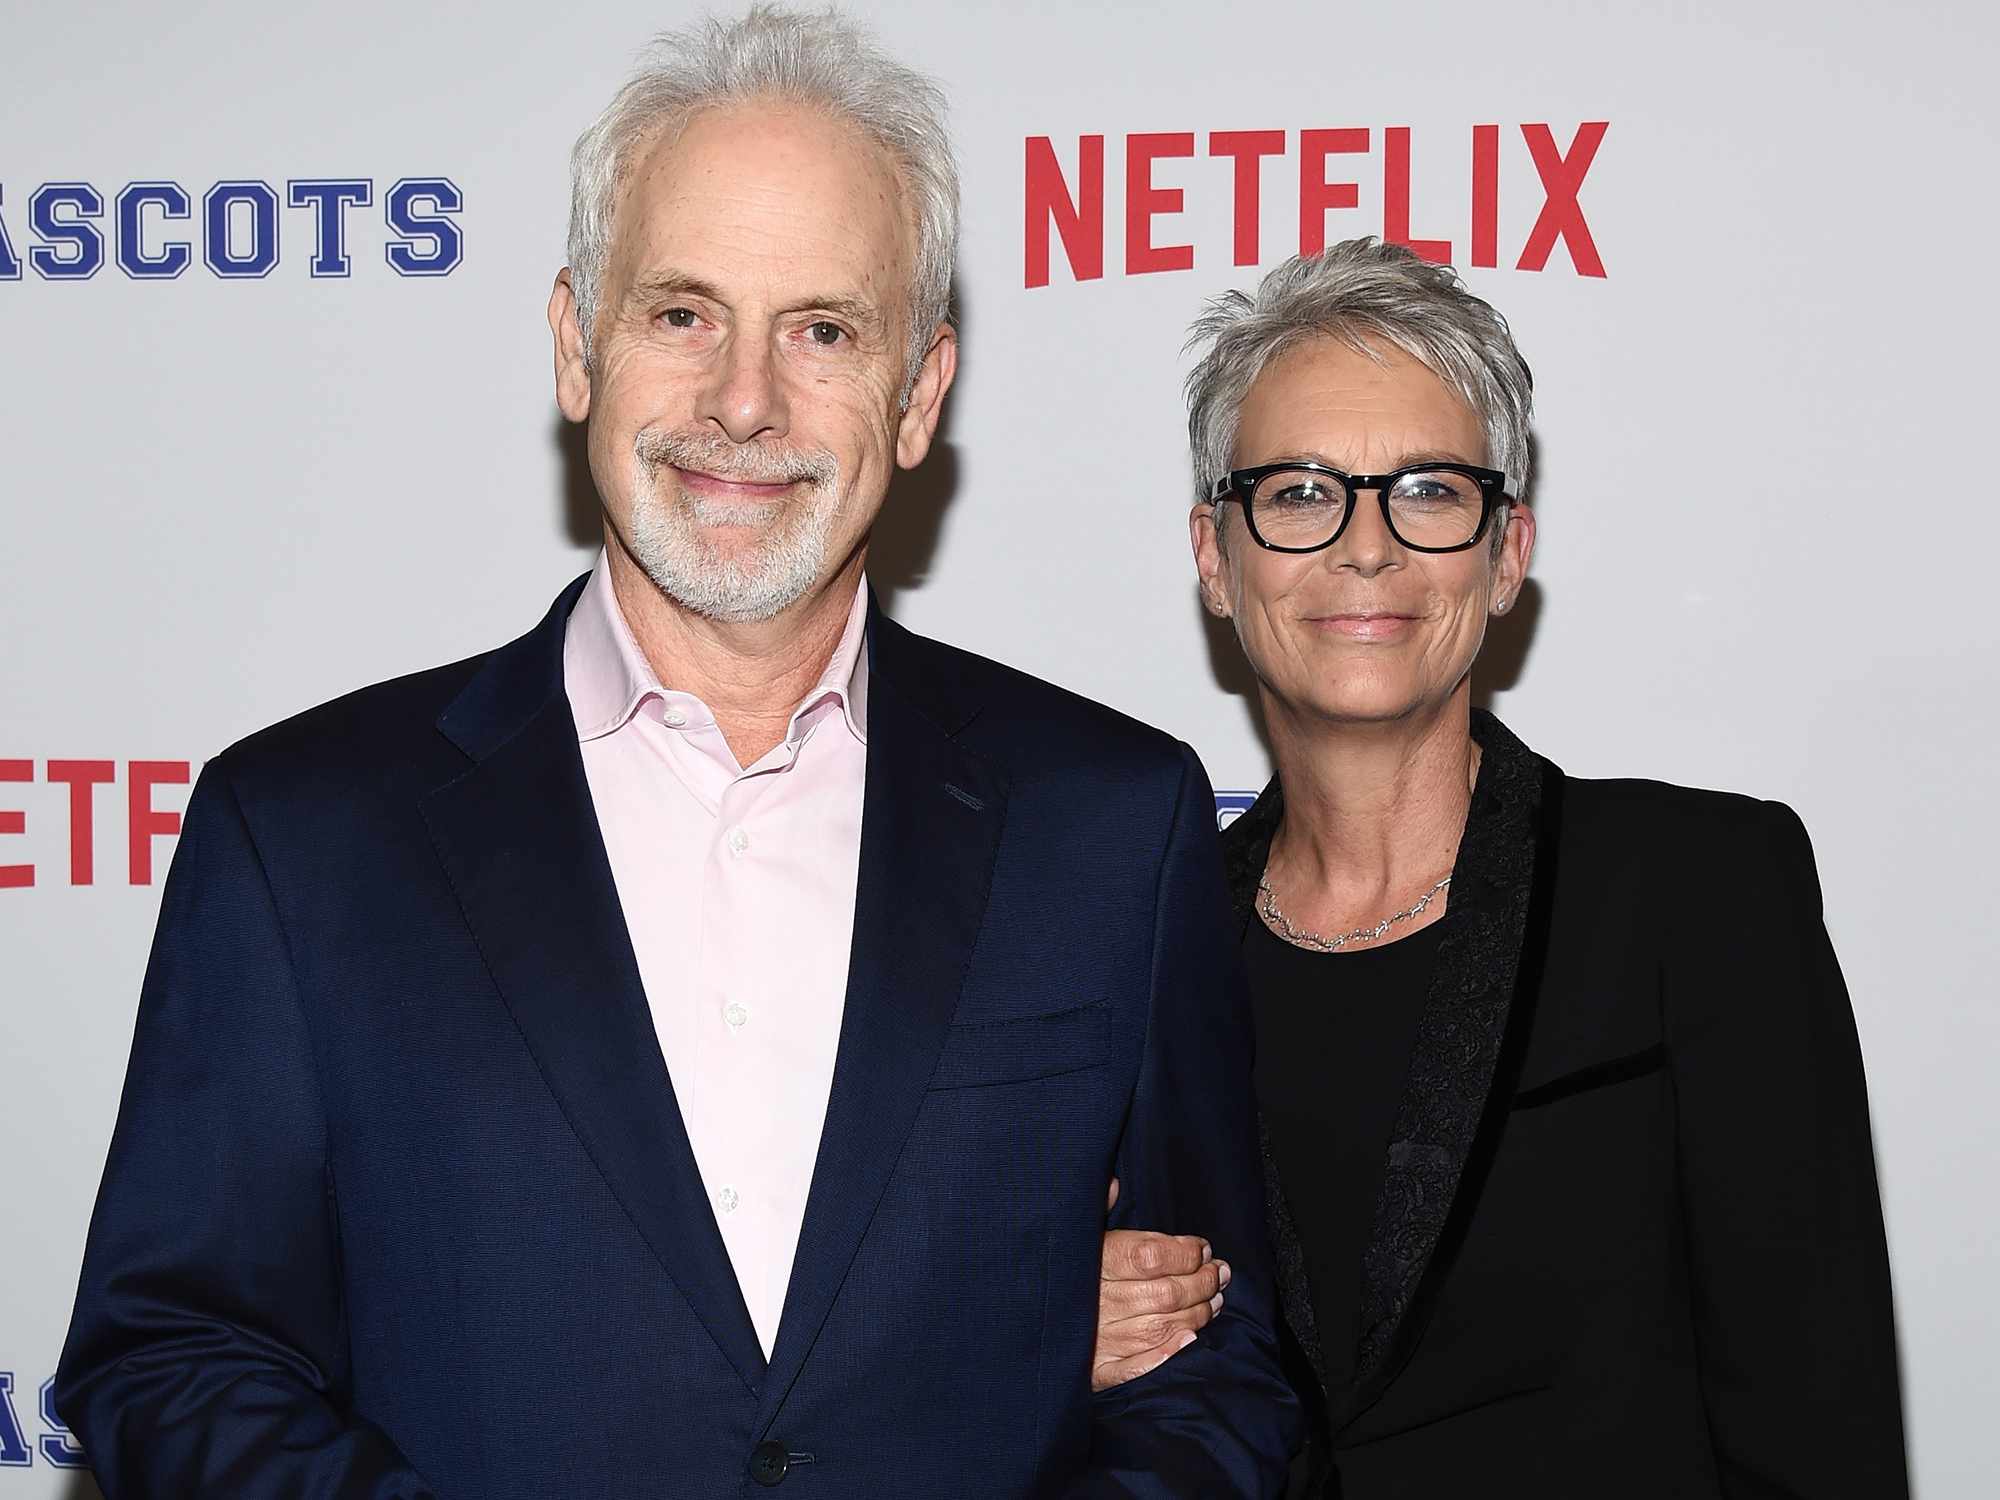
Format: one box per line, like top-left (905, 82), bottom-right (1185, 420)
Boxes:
top-left (750, 1440), bottom-right (790, 1487)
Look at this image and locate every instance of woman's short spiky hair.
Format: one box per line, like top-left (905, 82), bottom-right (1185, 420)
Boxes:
top-left (1185, 239), bottom-right (1535, 508)
top-left (565, 5), bottom-right (959, 389)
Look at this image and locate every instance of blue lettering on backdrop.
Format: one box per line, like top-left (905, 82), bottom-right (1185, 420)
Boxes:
top-left (288, 178), bottom-right (373, 278)
top-left (1214, 791), bottom-right (1260, 831)
top-left (0, 186), bottom-right (19, 279)
top-left (1, 178), bottom-right (464, 279)
top-left (38, 1378), bottom-right (85, 1469)
top-left (385, 176), bottom-right (463, 276)
top-left (116, 181), bottom-right (194, 280)
top-left (28, 183), bottom-right (104, 280)
top-left (0, 1373), bottom-right (30, 1467)
top-left (203, 180), bottom-right (280, 278)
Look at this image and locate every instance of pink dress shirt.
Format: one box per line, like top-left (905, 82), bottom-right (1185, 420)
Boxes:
top-left (564, 555), bottom-right (869, 1358)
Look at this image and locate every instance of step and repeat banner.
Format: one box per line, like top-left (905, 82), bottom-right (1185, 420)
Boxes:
top-left (4, 1), bottom-right (1995, 1493)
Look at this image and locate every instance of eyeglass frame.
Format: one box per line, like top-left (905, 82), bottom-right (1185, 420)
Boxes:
top-left (1207, 459), bottom-right (1511, 554)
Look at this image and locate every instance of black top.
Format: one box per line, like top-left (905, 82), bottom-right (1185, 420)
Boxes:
top-left (1220, 711), bottom-right (1908, 1498)
top-left (1243, 915), bottom-right (1444, 1407)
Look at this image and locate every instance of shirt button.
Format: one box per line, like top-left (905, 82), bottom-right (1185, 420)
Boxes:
top-left (718, 1186), bottom-right (739, 1214)
top-left (724, 1001), bottom-right (750, 1030)
top-left (662, 705), bottom-right (689, 728)
top-left (726, 826), bottom-right (751, 857)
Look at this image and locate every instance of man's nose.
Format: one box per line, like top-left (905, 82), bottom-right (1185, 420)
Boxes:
top-left (697, 332), bottom-right (790, 444)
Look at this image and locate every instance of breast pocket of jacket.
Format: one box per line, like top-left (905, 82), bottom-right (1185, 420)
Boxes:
top-left (1509, 1041), bottom-right (1668, 1112)
top-left (927, 1001), bottom-right (1113, 1091)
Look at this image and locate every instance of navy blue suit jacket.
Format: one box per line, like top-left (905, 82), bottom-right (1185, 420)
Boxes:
top-left (57, 579), bottom-right (1298, 1498)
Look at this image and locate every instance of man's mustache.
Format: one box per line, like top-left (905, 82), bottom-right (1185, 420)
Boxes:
top-left (635, 429), bottom-right (839, 489)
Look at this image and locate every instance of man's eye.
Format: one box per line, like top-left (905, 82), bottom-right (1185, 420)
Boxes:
top-left (806, 321), bottom-right (846, 346)
top-left (661, 306), bottom-right (699, 329)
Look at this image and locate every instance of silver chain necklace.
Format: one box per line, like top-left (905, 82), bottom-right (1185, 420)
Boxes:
top-left (1257, 870), bottom-right (1452, 952)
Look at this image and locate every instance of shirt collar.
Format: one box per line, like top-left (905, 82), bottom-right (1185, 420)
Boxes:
top-left (563, 552), bottom-right (870, 748)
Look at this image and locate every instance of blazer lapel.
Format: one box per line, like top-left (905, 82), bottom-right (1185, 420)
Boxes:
top-left (1343, 711), bottom-right (1561, 1419)
top-left (754, 611), bottom-right (1009, 1430)
top-left (1219, 711), bottom-right (1564, 1427)
top-left (1226, 789), bottom-right (1332, 1399)
top-left (419, 577), bottom-right (767, 1395)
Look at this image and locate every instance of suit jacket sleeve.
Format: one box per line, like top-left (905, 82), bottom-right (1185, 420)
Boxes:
top-left (1073, 745), bottom-right (1301, 1498)
top-left (55, 767), bottom-right (439, 1499)
top-left (1666, 799), bottom-right (1908, 1498)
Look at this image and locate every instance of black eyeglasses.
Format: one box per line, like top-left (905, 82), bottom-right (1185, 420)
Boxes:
top-left (1209, 460), bottom-right (1509, 554)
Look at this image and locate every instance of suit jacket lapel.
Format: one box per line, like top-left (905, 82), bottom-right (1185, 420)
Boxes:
top-left (1343, 711), bottom-right (1560, 1419)
top-left (1228, 793), bottom-right (1333, 1405)
top-left (1220, 711), bottom-right (1563, 1426)
top-left (754, 610), bottom-right (1008, 1430)
top-left (419, 577), bottom-right (767, 1395)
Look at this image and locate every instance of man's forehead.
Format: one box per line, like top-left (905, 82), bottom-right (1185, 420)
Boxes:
top-left (610, 101), bottom-right (914, 294)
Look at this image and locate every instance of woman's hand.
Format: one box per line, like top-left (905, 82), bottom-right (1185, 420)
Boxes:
top-left (1092, 1177), bottom-right (1230, 1391)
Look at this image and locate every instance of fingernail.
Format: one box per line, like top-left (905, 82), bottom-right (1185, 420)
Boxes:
top-left (1201, 1241), bottom-right (1213, 1264)
top-left (1209, 1293), bottom-right (1225, 1315)
top-left (1218, 1261), bottom-right (1232, 1288)
top-left (1176, 1329), bottom-right (1198, 1350)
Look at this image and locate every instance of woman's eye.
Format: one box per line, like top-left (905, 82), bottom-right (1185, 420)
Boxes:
top-left (806, 321), bottom-right (846, 346)
top-left (661, 306), bottom-right (699, 329)
top-left (1391, 475), bottom-right (1473, 506)
top-left (1274, 483), bottom-right (1335, 506)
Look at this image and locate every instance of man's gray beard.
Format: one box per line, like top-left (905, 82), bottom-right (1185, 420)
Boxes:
top-left (625, 430), bottom-right (843, 624)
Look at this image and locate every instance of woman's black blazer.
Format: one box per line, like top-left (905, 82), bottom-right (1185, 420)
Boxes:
top-left (1223, 711), bottom-right (1908, 1498)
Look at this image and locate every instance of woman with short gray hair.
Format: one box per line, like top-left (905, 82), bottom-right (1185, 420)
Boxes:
top-left (1093, 238), bottom-right (1907, 1497)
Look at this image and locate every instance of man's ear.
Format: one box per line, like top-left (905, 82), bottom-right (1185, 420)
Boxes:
top-left (550, 269), bottom-right (591, 423)
top-left (894, 323), bottom-right (959, 470)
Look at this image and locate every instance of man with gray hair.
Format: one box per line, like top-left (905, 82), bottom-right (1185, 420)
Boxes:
top-left (54, 7), bottom-right (1297, 1497)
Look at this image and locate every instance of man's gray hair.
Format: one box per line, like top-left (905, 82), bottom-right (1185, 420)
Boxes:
top-left (566, 5), bottom-right (959, 387)
top-left (1185, 239), bottom-right (1535, 507)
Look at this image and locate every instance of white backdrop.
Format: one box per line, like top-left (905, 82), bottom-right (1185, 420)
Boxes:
top-left (4, 1), bottom-right (1995, 1493)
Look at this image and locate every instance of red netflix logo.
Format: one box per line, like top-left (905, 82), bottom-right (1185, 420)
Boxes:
top-left (0, 759), bottom-right (191, 888)
top-left (1025, 122), bottom-right (1608, 287)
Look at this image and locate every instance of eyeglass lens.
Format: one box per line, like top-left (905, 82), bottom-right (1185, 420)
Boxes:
top-left (1249, 468), bottom-right (1486, 550)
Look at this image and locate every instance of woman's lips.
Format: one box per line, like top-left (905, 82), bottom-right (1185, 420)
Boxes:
top-left (1312, 612), bottom-right (1417, 640)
